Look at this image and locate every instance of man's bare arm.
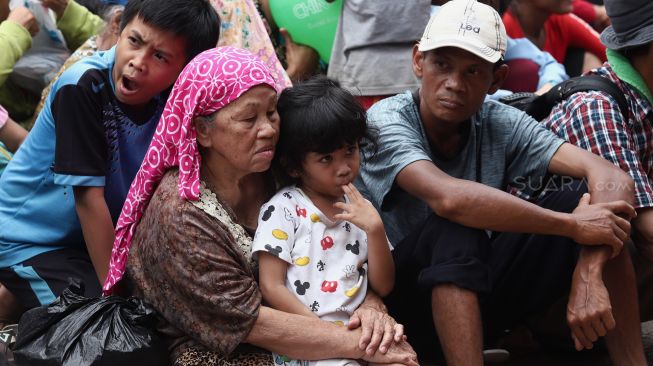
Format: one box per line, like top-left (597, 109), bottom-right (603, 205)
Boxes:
top-left (548, 142), bottom-right (639, 351)
top-left (73, 186), bottom-right (114, 283)
top-left (395, 156), bottom-right (633, 247)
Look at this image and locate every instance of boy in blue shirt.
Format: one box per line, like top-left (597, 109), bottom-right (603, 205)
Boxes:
top-left (0, 0), bottom-right (220, 323)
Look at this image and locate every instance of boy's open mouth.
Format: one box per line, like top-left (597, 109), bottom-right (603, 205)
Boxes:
top-left (121, 76), bottom-right (140, 95)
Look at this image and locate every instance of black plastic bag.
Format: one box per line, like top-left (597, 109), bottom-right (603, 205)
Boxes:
top-left (13, 282), bottom-right (169, 366)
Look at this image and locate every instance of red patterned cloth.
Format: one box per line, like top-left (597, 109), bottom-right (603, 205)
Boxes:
top-left (503, 10), bottom-right (606, 63)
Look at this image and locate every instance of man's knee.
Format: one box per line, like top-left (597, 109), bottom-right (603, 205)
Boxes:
top-left (0, 249), bottom-right (100, 309)
top-left (0, 283), bottom-right (24, 325)
top-left (537, 178), bottom-right (588, 213)
top-left (407, 214), bottom-right (492, 261)
top-left (419, 259), bottom-right (491, 295)
top-left (399, 214), bottom-right (493, 294)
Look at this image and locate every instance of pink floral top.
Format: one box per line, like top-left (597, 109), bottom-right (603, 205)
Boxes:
top-left (211, 0), bottom-right (291, 89)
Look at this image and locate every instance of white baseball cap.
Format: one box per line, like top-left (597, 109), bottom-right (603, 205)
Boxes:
top-left (419, 0), bottom-right (507, 63)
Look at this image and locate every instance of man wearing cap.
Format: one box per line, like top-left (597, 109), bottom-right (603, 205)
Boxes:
top-left (356, 0), bottom-right (646, 365)
top-left (542, 0), bottom-right (653, 321)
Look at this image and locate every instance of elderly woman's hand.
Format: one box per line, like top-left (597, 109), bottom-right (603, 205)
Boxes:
top-left (347, 300), bottom-right (406, 356)
top-left (362, 338), bottom-right (419, 366)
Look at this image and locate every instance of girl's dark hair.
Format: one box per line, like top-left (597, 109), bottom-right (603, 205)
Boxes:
top-left (120, 0), bottom-right (220, 62)
top-left (275, 76), bottom-right (377, 185)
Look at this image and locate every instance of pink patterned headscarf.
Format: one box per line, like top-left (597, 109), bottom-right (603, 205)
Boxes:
top-left (103, 47), bottom-right (278, 294)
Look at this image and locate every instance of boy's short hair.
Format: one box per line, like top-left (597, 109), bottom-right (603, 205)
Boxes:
top-left (120, 0), bottom-right (220, 61)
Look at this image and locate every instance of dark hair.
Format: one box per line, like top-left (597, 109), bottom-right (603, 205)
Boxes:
top-left (275, 76), bottom-right (377, 185)
top-left (120, 0), bottom-right (220, 61)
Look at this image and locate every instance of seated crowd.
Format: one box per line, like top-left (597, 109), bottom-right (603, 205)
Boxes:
top-left (0, 0), bottom-right (652, 365)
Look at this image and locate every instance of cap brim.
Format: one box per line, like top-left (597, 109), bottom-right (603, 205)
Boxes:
top-left (418, 38), bottom-right (502, 63)
top-left (601, 25), bottom-right (653, 50)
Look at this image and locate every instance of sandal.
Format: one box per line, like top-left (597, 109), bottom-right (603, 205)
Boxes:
top-left (0, 324), bottom-right (17, 365)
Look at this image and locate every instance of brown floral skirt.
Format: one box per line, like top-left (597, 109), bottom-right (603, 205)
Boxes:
top-left (174, 346), bottom-right (273, 366)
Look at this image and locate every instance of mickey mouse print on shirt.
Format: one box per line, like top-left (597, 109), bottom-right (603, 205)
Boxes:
top-left (251, 186), bottom-right (392, 323)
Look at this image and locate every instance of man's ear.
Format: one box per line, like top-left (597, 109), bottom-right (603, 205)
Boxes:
top-left (194, 117), bottom-right (212, 148)
top-left (98, 8), bottom-right (123, 51)
top-left (487, 63), bottom-right (509, 95)
top-left (412, 45), bottom-right (424, 78)
top-left (109, 9), bottom-right (123, 37)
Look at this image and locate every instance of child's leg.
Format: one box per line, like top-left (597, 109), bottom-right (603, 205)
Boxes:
top-left (0, 284), bottom-right (23, 326)
top-left (0, 248), bottom-right (101, 310)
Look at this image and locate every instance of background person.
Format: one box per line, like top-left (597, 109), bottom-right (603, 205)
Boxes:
top-left (542, 0), bottom-right (653, 324)
top-left (356, 1), bottom-right (644, 364)
top-left (503, 0), bottom-right (606, 75)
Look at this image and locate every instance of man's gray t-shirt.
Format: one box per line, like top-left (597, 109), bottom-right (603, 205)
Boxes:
top-left (356, 91), bottom-right (565, 245)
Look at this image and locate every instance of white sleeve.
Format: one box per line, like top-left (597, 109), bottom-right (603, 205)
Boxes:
top-left (252, 195), bottom-right (296, 264)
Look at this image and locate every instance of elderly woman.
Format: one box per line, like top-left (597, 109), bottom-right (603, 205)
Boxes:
top-left (101, 47), bottom-right (418, 366)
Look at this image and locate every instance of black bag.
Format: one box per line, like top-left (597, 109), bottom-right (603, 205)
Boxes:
top-left (13, 282), bottom-right (169, 366)
top-left (499, 74), bottom-right (629, 121)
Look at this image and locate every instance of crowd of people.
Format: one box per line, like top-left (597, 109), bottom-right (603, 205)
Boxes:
top-left (0, 0), bottom-right (652, 365)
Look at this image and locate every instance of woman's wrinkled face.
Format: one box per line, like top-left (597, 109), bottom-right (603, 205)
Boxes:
top-left (198, 85), bottom-right (280, 175)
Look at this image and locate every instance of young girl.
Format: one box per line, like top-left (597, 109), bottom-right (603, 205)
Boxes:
top-left (252, 76), bottom-right (399, 366)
